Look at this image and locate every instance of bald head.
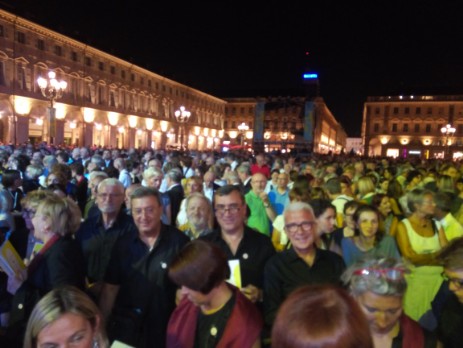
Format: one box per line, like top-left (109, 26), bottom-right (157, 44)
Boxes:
top-left (251, 173), bottom-right (267, 194)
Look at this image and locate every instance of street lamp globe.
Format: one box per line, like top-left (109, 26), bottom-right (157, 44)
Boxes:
top-left (174, 106), bottom-right (191, 150)
top-left (237, 122), bottom-right (249, 132)
top-left (175, 106), bottom-right (191, 123)
top-left (440, 123), bottom-right (456, 159)
top-left (36, 70), bottom-right (67, 145)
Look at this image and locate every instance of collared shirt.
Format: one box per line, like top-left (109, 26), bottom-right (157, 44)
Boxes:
top-left (268, 188), bottom-right (290, 215)
top-left (263, 247), bottom-right (346, 327)
top-left (203, 184), bottom-right (214, 202)
top-left (75, 210), bottom-right (136, 283)
top-left (245, 190), bottom-right (270, 236)
top-left (105, 223), bottom-right (189, 348)
top-left (200, 226), bottom-right (275, 289)
top-left (183, 227), bottom-right (213, 240)
top-left (118, 168), bottom-right (132, 189)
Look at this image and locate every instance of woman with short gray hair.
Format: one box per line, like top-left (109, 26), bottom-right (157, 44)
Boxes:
top-left (342, 257), bottom-right (439, 348)
top-left (396, 188), bottom-right (448, 322)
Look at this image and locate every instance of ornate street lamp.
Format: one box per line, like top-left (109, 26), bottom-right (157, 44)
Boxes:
top-left (37, 71), bottom-right (67, 145)
top-left (280, 131), bottom-right (288, 152)
top-left (174, 106), bottom-right (191, 150)
top-left (441, 124), bottom-right (456, 159)
top-left (237, 122), bottom-right (249, 147)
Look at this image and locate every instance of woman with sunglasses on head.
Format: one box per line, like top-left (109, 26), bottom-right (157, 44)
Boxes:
top-left (341, 205), bottom-right (400, 267)
top-left (342, 257), bottom-right (441, 348)
top-left (396, 188), bottom-right (448, 322)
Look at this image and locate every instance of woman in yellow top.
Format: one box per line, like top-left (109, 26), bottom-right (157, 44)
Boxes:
top-left (396, 188), bottom-right (448, 321)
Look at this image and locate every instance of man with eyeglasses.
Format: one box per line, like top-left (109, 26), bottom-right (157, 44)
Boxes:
top-left (75, 178), bottom-right (136, 298)
top-left (263, 201), bottom-right (345, 338)
top-left (200, 185), bottom-right (275, 305)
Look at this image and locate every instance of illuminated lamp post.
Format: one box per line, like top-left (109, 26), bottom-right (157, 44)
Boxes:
top-left (237, 122), bottom-right (249, 148)
top-left (440, 124), bottom-right (456, 159)
top-left (37, 71), bottom-right (67, 145)
top-left (280, 131), bottom-right (289, 153)
top-left (174, 106), bottom-right (191, 150)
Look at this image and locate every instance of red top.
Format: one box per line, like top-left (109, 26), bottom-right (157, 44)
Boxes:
top-left (166, 286), bottom-right (263, 348)
top-left (251, 164), bottom-right (271, 178)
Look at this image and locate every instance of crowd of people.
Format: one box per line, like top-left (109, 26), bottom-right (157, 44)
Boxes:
top-left (0, 142), bottom-right (461, 347)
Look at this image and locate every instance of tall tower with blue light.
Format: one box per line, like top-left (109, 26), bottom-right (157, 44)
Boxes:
top-left (301, 51), bottom-right (319, 146)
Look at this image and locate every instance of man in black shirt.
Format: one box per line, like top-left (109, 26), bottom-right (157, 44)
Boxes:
top-left (200, 185), bottom-right (275, 304)
top-left (263, 201), bottom-right (346, 332)
top-left (100, 187), bottom-right (189, 348)
top-left (75, 178), bottom-right (135, 298)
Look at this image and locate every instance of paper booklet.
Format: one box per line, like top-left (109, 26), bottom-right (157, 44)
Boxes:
top-left (0, 239), bottom-right (25, 278)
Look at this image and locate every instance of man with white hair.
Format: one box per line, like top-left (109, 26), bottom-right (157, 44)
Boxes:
top-left (114, 157), bottom-right (132, 189)
top-left (263, 201), bottom-right (345, 332)
top-left (70, 147), bottom-right (81, 164)
top-left (181, 193), bottom-right (213, 239)
top-left (76, 178), bottom-right (135, 298)
top-left (80, 146), bottom-right (92, 167)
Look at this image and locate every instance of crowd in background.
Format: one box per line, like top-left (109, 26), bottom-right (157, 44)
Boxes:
top-left (0, 142), bottom-right (461, 347)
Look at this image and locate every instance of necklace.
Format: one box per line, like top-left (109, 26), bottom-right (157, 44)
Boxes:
top-left (411, 216), bottom-right (429, 228)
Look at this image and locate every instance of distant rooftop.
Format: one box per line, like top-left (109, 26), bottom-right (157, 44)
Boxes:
top-left (367, 95), bottom-right (463, 102)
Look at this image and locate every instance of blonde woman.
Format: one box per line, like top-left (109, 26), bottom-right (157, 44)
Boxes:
top-left (23, 285), bottom-right (109, 348)
top-left (6, 195), bottom-right (85, 346)
top-left (356, 176), bottom-right (376, 205)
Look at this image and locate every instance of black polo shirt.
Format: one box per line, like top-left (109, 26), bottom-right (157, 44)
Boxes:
top-left (75, 210), bottom-right (136, 283)
top-left (263, 247), bottom-right (346, 327)
top-left (104, 223), bottom-right (189, 348)
top-left (200, 225), bottom-right (276, 289)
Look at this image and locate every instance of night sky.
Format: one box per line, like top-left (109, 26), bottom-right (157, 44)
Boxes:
top-left (2, 0), bottom-right (463, 137)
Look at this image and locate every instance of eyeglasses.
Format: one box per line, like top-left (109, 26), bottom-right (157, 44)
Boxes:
top-left (284, 221), bottom-right (317, 234)
top-left (215, 204), bottom-right (241, 215)
top-left (22, 209), bottom-right (36, 217)
top-left (353, 268), bottom-right (406, 281)
top-left (441, 273), bottom-right (463, 289)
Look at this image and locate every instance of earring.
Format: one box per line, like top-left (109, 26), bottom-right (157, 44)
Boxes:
top-left (93, 338), bottom-right (99, 348)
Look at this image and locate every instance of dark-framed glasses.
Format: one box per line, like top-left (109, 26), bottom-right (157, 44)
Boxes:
top-left (215, 204), bottom-right (241, 215)
top-left (284, 221), bottom-right (317, 234)
top-left (441, 272), bottom-right (463, 289)
top-left (353, 267), bottom-right (405, 281)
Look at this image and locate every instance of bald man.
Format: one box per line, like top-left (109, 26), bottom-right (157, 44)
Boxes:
top-left (245, 173), bottom-right (276, 236)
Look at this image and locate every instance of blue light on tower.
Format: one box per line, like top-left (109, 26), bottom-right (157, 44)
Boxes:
top-left (303, 73), bottom-right (318, 79)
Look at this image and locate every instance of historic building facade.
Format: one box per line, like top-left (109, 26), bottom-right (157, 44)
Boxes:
top-left (0, 9), bottom-right (225, 150)
top-left (0, 8), bottom-right (347, 153)
top-left (363, 95), bottom-right (463, 159)
top-left (224, 96), bottom-right (347, 154)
